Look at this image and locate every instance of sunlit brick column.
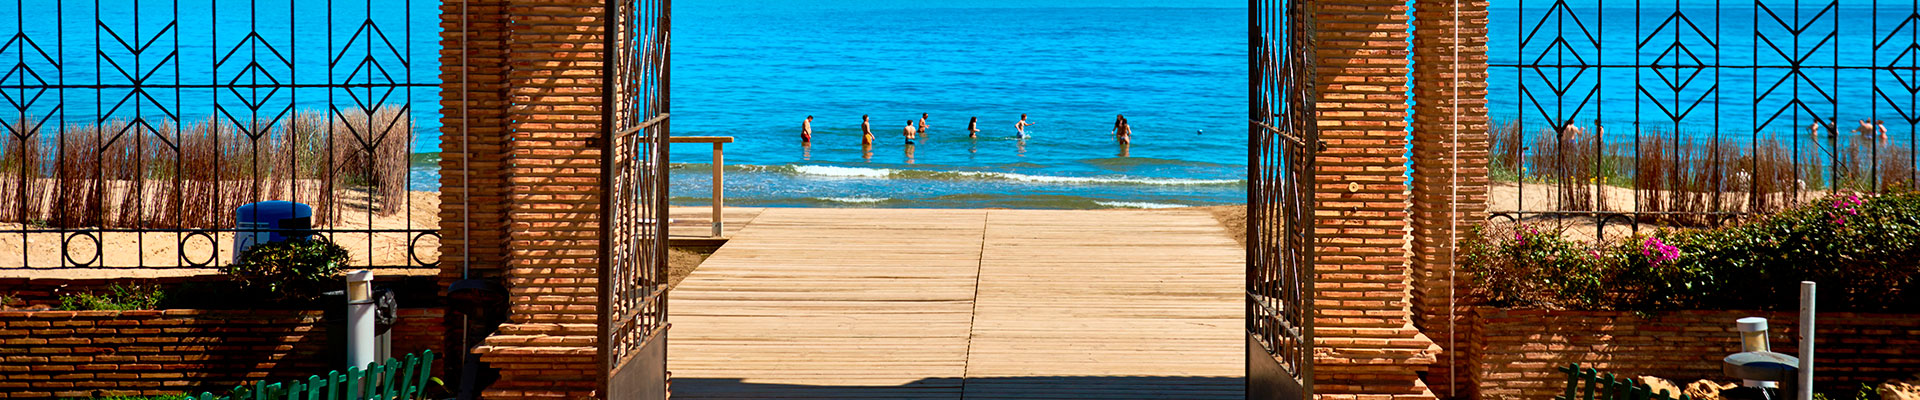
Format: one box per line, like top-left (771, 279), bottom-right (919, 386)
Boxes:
top-left (1312, 0), bottom-right (1441, 399)
top-left (1409, 0), bottom-right (1490, 397)
top-left (438, 0), bottom-right (514, 285)
top-left (472, 1), bottom-right (607, 399)
top-left (438, 0), bottom-right (515, 394)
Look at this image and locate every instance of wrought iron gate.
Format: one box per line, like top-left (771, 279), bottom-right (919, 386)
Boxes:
top-left (1248, 0), bottom-right (1317, 398)
top-left (1487, 0), bottom-right (1920, 236)
top-left (598, 0), bottom-right (670, 399)
top-left (0, 0), bottom-right (442, 272)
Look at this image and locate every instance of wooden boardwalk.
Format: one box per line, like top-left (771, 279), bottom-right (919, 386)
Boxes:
top-left (668, 208), bottom-right (1243, 399)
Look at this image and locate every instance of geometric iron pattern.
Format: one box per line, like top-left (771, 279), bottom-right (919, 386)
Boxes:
top-left (1492, 0), bottom-right (1920, 232)
top-left (600, 0), bottom-right (670, 398)
top-left (0, 0), bottom-right (439, 269)
top-left (1250, 0), bottom-right (1317, 397)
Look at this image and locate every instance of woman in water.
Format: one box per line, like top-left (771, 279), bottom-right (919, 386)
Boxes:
top-left (860, 114), bottom-right (874, 145)
top-left (967, 117), bottom-right (980, 138)
top-left (1111, 114), bottom-right (1132, 145)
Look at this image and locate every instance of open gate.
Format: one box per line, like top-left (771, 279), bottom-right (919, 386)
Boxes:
top-left (599, 0), bottom-right (671, 399)
top-left (1248, 0), bottom-right (1317, 398)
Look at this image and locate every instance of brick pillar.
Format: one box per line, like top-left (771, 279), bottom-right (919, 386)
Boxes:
top-left (438, 0), bottom-right (514, 284)
top-left (438, 0), bottom-right (513, 394)
top-left (1409, 0), bottom-right (1491, 398)
top-left (472, 1), bottom-right (607, 399)
top-left (1311, 0), bottom-right (1440, 399)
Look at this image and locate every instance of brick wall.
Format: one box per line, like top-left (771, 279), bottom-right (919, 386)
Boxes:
top-left (1310, 1), bottom-right (1441, 399)
top-left (0, 308), bottom-right (444, 399)
top-left (1408, 0), bottom-right (1492, 398)
top-left (1469, 308), bottom-right (1920, 400)
top-left (0, 275), bottom-right (438, 309)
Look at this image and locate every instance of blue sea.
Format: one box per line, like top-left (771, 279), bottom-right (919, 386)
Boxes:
top-left (667, 1), bottom-right (1247, 208)
top-left (12, 0), bottom-right (1916, 209)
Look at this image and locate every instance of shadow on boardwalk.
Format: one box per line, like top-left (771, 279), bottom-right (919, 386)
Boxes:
top-left (672, 376), bottom-right (1243, 399)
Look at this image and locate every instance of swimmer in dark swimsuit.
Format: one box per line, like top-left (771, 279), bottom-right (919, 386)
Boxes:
top-left (967, 117), bottom-right (980, 138)
top-left (904, 120), bottom-right (917, 144)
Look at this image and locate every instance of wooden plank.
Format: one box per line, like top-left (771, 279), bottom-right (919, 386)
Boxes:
top-left (962, 210), bottom-right (1243, 400)
top-left (666, 208), bottom-right (1245, 399)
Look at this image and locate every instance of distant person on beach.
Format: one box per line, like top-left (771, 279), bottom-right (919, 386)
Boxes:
top-left (904, 120), bottom-right (918, 144)
top-left (967, 117), bottom-right (980, 138)
top-left (802, 115), bottom-right (814, 144)
top-left (1112, 114), bottom-right (1132, 145)
top-left (919, 113), bottom-right (931, 135)
top-left (1016, 114), bottom-right (1034, 139)
top-left (861, 115), bottom-right (874, 145)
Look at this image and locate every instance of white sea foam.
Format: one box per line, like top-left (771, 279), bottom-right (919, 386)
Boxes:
top-left (923, 170), bottom-right (1238, 186)
top-left (1095, 201), bottom-right (1188, 209)
top-left (820, 196), bottom-right (891, 203)
top-left (790, 165), bottom-right (893, 178)
top-left (771, 164), bottom-right (1240, 186)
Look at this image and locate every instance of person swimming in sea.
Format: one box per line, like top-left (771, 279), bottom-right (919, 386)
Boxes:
top-left (1856, 119), bottom-right (1889, 145)
top-left (801, 115), bottom-right (813, 144)
top-left (1111, 114), bottom-right (1132, 145)
top-left (904, 120), bottom-right (918, 145)
top-left (919, 113), bottom-right (931, 135)
top-left (967, 117), bottom-right (980, 138)
top-left (1015, 114), bottom-right (1034, 139)
top-left (861, 114), bottom-right (874, 146)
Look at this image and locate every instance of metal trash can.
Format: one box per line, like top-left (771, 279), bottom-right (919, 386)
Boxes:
top-left (234, 201), bottom-right (313, 262)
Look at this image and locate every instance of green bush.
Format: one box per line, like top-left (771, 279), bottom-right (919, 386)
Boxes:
top-left (56, 283), bottom-right (165, 311)
top-left (1463, 192), bottom-right (1920, 312)
top-left (226, 239), bottom-right (349, 302)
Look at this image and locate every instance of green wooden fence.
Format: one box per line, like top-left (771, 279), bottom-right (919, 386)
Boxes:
top-left (189, 350), bottom-right (435, 400)
top-left (1556, 363), bottom-right (1694, 400)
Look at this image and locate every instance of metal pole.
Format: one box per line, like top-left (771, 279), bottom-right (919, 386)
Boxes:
top-left (712, 142), bottom-right (723, 237)
top-left (1799, 281), bottom-right (1815, 400)
top-left (347, 270), bottom-right (376, 369)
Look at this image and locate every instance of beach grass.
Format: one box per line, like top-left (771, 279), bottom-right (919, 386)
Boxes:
top-left (0, 109), bottom-right (414, 230)
top-left (1488, 121), bottom-right (1918, 226)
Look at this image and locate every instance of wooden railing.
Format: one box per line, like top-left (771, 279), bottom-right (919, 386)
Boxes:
top-left (671, 136), bottom-right (734, 238)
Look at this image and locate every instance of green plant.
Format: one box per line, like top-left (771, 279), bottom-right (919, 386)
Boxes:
top-left (56, 283), bottom-right (164, 311)
top-left (226, 239), bottom-right (349, 302)
top-left (0, 294), bottom-right (16, 307)
top-left (1461, 224), bottom-right (1614, 309)
top-left (1464, 191), bottom-right (1920, 311)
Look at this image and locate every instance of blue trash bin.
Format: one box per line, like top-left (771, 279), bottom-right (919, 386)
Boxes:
top-left (234, 201), bottom-right (314, 262)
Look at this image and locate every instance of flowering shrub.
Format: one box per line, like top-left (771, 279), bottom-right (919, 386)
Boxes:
top-left (1463, 191), bottom-right (1920, 311)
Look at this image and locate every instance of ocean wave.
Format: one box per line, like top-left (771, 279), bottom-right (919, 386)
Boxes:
top-left (701, 164), bottom-right (1242, 186)
top-left (1094, 201), bottom-right (1189, 209)
top-left (818, 196), bottom-right (891, 203)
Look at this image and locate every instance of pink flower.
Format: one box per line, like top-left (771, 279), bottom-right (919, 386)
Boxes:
top-left (1642, 236), bottom-right (1679, 265)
